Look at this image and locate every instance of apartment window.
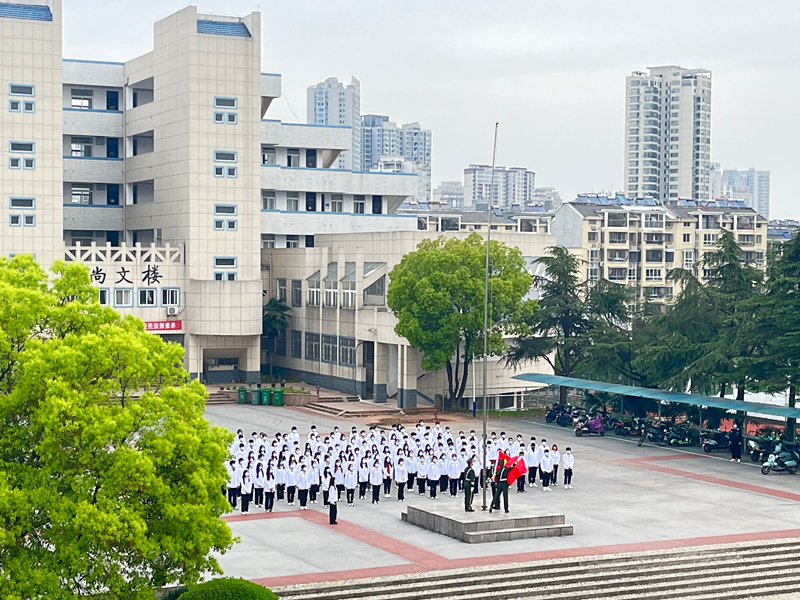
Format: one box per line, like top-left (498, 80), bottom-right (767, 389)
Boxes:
top-left (287, 149), bottom-right (300, 168)
top-left (213, 150), bottom-right (237, 163)
top-left (214, 97), bottom-right (237, 109)
top-left (306, 149), bottom-right (317, 168)
top-left (645, 249), bottom-right (663, 263)
top-left (71, 184), bottom-right (92, 205)
top-left (261, 234), bottom-right (275, 248)
top-left (226, 219), bottom-right (237, 231)
top-left (262, 146), bottom-right (276, 165)
top-left (9, 157), bottom-right (20, 169)
top-left (339, 338), bottom-right (356, 366)
top-left (213, 219), bottom-right (225, 231)
top-left (9, 84), bottom-right (34, 96)
top-left (226, 166), bottom-right (237, 178)
top-left (286, 235), bottom-right (300, 249)
top-left (330, 194), bottom-right (343, 213)
top-left (70, 137), bottom-right (92, 157)
top-left (703, 233), bottom-right (718, 246)
top-left (645, 268), bottom-right (662, 281)
top-left (98, 288), bottom-right (109, 306)
top-left (106, 90), bottom-right (119, 111)
top-left (683, 233), bottom-right (691, 243)
top-left (308, 279), bottom-right (321, 306)
top-left (277, 279), bottom-right (287, 302)
top-left (608, 249), bottom-right (627, 262)
top-left (341, 280), bottom-right (356, 309)
top-left (138, 288), bottom-right (157, 307)
top-left (214, 166), bottom-right (224, 177)
top-left (71, 89), bottom-right (93, 110)
top-left (353, 195), bottom-right (365, 214)
top-left (608, 268), bottom-right (627, 281)
top-left (324, 282), bottom-right (338, 307)
top-left (286, 192), bottom-right (299, 212)
top-left (114, 288), bottom-right (133, 307)
top-left (214, 204), bottom-right (237, 216)
top-left (9, 215), bottom-right (21, 227)
top-left (291, 330), bottom-right (302, 358)
top-left (9, 99), bottom-right (22, 112)
top-left (322, 335), bottom-right (338, 363)
top-left (291, 280), bottom-right (302, 307)
top-left (261, 190), bottom-right (276, 210)
top-left (10, 141), bottom-right (34, 153)
top-left (372, 195), bottom-right (383, 215)
top-left (306, 192), bottom-right (317, 212)
top-left (162, 288), bottom-right (180, 306)
top-left (609, 232), bottom-right (627, 243)
top-left (587, 231), bottom-right (597, 242)
top-left (683, 250), bottom-right (694, 269)
top-left (665, 250), bottom-right (674, 263)
top-left (305, 333), bottom-right (320, 361)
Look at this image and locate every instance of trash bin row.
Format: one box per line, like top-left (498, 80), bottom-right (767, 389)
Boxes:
top-left (237, 387), bottom-right (284, 406)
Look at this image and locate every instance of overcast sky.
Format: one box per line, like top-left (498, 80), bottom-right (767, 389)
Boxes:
top-left (64, 1), bottom-right (800, 218)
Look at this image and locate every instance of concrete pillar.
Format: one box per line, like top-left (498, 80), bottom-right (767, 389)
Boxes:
top-left (374, 342), bottom-right (389, 403)
top-left (245, 335), bottom-right (262, 382)
top-left (398, 345), bottom-right (418, 409)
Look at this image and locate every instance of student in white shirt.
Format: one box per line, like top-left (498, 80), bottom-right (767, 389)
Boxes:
top-left (382, 458), bottom-right (393, 498)
top-left (446, 455), bottom-right (461, 497)
top-left (428, 457), bottom-right (439, 499)
top-left (328, 476), bottom-right (339, 525)
top-left (240, 470), bottom-right (254, 514)
top-left (540, 448), bottom-right (554, 492)
top-left (309, 459), bottom-right (320, 504)
top-left (296, 464), bottom-right (310, 510)
top-left (525, 439), bottom-right (537, 487)
top-left (320, 467), bottom-right (332, 506)
top-left (286, 458), bottom-right (297, 505)
top-left (253, 463), bottom-right (266, 508)
top-left (344, 464), bottom-right (357, 506)
top-left (562, 447), bottom-right (575, 489)
top-left (357, 458), bottom-right (369, 500)
top-left (550, 444), bottom-right (561, 487)
top-left (276, 461), bottom-right (287, 502)
top-left (369, 460), bottom-right (383, 504)
top-left (394, 458), bottom-right (408, 502)
top-left (416, 455), bottom-right (428, 495)
top-left (226, 460), bottom-right (239, 509)
top-left (264, 466), bottom-right (276, 512)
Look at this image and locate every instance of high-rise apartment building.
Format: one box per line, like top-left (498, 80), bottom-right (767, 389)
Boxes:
top-left (533, 187), bottom-right (563, 212)
top-left (362, 115), bottom-right (431, 202)
top-left (624, 66), bottom-right (712, 202)
top-left (432, 181), bottom-right (464, 208)
top-left (307, 77), bottom-right (362, 171)
top-left (722, 168), bottom-right (770, 219)
top-left (463, 165), bottom-right (535, 210)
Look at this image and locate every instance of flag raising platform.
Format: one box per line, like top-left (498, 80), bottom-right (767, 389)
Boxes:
top-left (401, 503), bottom-right (573, 544)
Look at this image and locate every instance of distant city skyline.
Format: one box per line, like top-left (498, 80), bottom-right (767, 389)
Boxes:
top-left (60, 0), bottom-right (800, 218)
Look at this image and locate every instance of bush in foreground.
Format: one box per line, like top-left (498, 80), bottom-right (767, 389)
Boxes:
top-left (180, 578), bottom-right (278, 600)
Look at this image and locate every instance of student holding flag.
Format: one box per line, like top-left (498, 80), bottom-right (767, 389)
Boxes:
top-left (490, 451), bottom-right (527, 514)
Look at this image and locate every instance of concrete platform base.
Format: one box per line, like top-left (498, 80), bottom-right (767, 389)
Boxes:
top-left (402, 503), bottom-right (573, 544)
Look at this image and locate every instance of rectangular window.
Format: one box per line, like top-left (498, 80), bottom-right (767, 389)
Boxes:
top-left (10, 197), bottom-right (35, 209)
top-left (114, 288), bottom-right (133, 307)
top-left (9, 99), bottom-right (21, 112)
top-left (703, 233), bottom-right (718, 246)
top-left (324, 282), bottom-right (338, 307)
top-left (339, 338), bottom-right (356, 366)
top-left (291, 280), bottom-right (302, 307)
top-left (286, 192), bottom-right (299, 212)
top-left (71, 89), bottom-right (93, 109)
top-left (23, 101), bottom-right (35, 113)
top-left (308, 279), bottom-right (321, 306)
top-left (287, 149), bottom-right (300, 167)
top-left (683, 233), bottom-right (691, 243)
top-left (353, 196), bottom-right (365, 214)
top-left (286, 235), bottom-right (299, 249)
top-left (261, 234), bottom-right (275, 248)
top-left (9, 157), bottom-right (20, 169)
top-left (161, 288), bottom-right (180, 306)
top-left (226, 220), bottom-right (237, 231)
top-left (138, 288), bottom-right (157, 307)
top-left (71, 185), bottom-right (92, 205)
top-left (213, 272), bottom-right (224, 281)
top-left (214, 204), bottom-right (237, 216)
top-left (214, 112), bottom-right (225, 124)
top-left (226, 166), bottom-right (238, 178)
top-left (261, 190), bottom-right (276, 210)
top-left (587, 232), bottom-right (598, 242)
top-left (645, 268), bottom-right (663, 281)
top-left (106, 138), bottom-right (119, 159)
top-left (226, 272), bottom-right (237, 281)
top-left (10, 141), bottom-right (34, 153)
top-left (98, 288), bottom-right (109, 306)
top-left (226, 112), bottom-right (237, 124)
top-left (23, 214), bottom-right (35, 227)
top-left (322, 335), bottom-right (338, 363)
top-left (9, 215), bottom-right (21, 226)
top-left (305, 333), bottom-right (320, 361)
top-left (23, 157), bottom-right (35, 169)
top-left (330, 194), bottom-right (343, 213)
top-left (106, 90), bottom-right (119, 111)
top-left (609, 232), bottom-right (627, 243)
top-left (214, 166), bottom-right (225, 177)
top-left (70, 137), bottom-right (92, 157)
top-left (306, 149), bottom-right (317, 168)
top-left (372, 195), bottom-right (383, 215)
top-left (291, 330), bottom-right (302, 358)
top-left (9, 84), bottom-right (34, 96)
top-left (645, 249), bottom-right (663, 262)
top-left (214, 97), bottom-right (237, 109)
top-left (213, 219), bottom-right (225, 231)
top-left (277, 279), bottom-right (287, 302)
top-left (214, 257), bottom-right (237, 268)
top-left (262, 146), bottom-right (276, 165)
top-left (213, 150), bottom-right (237, 162)
top-left (341, 280), bottom-right (356, 309)
top-left (306, 192), bottom-right (317, 212)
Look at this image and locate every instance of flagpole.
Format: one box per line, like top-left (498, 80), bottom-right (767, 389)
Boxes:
top-left (482, 122), bottom-right (499, 511)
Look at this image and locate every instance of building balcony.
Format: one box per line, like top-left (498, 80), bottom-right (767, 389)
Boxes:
top-left (261, 120), bottom-right (350, 153)
top-left (261, 72), bottom-right (281, 116)
top-left (63, 156), bottom-right (124, 183)
top-left (261, 165), bottom-right (418, 199)
top-left (260, 209), bottom-right (418, 237)
top-left (63, 203), bottom-right (124, 230)
top-left (63, 108), bottom-right (124, 138)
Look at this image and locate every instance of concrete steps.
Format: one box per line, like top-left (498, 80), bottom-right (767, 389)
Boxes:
top-left (462, 523), bottom-right (573, 543)
top-left (273, 538), bottom-right (800, 600)
top-left (306, 400), bottom-right (402, 418)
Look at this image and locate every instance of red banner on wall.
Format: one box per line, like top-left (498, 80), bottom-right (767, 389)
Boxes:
top-left (145, 320), bottom-right (182, 332)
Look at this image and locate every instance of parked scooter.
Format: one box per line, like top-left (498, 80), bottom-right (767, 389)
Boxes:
top-left (613, 417), bottom-right (647, 437)
top-left (749, 437), bottom-right (779, 463)
top-left (667, 425), bottom-right (697, 447)
top-left (575, 415), bottom-right (605, 437)
top-left (761, 442), bottom-right (799, 475)
top-left (702, 431), bottom-right (730, 453)
top-left (559, 406), bottom-right (584, 427)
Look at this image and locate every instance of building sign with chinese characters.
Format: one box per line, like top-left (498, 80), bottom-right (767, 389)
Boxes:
top-left (145, 320), bottom-right (182, 332)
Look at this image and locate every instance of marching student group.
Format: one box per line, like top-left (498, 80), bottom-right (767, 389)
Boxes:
top-left (225, 421), bottom-right (576, 524)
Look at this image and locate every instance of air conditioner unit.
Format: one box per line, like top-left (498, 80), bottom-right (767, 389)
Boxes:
top-left (590, 225), bottom-right (597, 231)
top-left (166, 307), bottom-right (179, 317)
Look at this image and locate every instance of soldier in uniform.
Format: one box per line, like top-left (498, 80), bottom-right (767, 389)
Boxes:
top-left (489, 458), bottom-right (511, 514)
top-left (464, 457), bottom-right (476, 512)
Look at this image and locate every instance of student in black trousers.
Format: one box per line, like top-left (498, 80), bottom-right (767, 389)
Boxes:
top-left (328, 476), bottom-right (338, 525)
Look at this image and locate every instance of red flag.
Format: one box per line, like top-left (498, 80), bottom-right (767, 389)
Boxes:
top-left (497, 451), bottom-right (526, 485)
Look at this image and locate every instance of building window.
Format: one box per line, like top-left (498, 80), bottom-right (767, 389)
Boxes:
top-left (226, 112), bottom-right (237, 125)
top-left (353, 195), bottom-right (365, 214)
top-left (114, 288), bottom-right (133, 307)
top-left (372, 195), bottom-right (383, 215)
top-left (262, 146), bottom-right (276, 165)
top-left (261, 234), bottom-right (275, 248)
top-left (9, 141), bottom-right (34, 153)
top-left (226, 272), bottom-right (237, 281)
top-left (9, 215), bottom-right (21, 227)
top-left (70, 89), bottom-right (93, 109)
top-left (324, 282), bottom-right (338, 307)
top-left (98, 288), bottom-right (110, 306)
top-left (291, 280), bottom-right (302, 307)
top-left (330, 194), bottom-right (343, 213)
top-left (645, 268), bottom-right (662, 281)
top-left (214, 204), bottom-right (237, 216)
top-left (138, 288), bottom-right (157, 307)
top-left (277, 279), bottom-right (287, 302)
top-left (306, 193), bottom-right (317, 212)
top-left (306, 149), bottom-right (317, 168)
top-left (339, 338), bottom-right (356, 366)
top-left (341, 280), bottom-right (356, 309)
top-left (290, 330), bottom-right (302, 358)
top-left (23, 214), bottom-right (35, 227)
top-left (683, 234), bottom-right (691, 243)
top-left (214, 112), bottom-right (225, 124)
top-left (9, 157), bottom-right (20, 169)
top-left (308, 279), bottom-right (321, 306)
top-left (645, 249), bottom-right (663, 263)
top-left (364, 275), bottom-right (386, 306)
top-left (261, 190), bottom-right (276, 210)
top-left (213, 150), bottom-right (237, 162)
top-left (287, 149), bottom-right (300, 168)
top-left (305, 333), bottom-right (320, 361)
top-left (286, 235), bottom-right (299, 249)
top-left (587, 232), bottom-right (598, 242)
top-left (23, 157), bottom-right (35, 169)
top-left (10, 197), bottom-right (35, 209)
top-left (9, 100), bottom-right (21, 112)
top-left (286, 192), bottom-right (299, 212)
top-left (214, 97), bottom-right (237, 109)
top-left (703, 233), bottom-right (718, 246)
top-left (106, 90), bottom-right (119, 111)
top-left (322, 335), bottom-right (338, 363)
top-left (71, 185), bottom-right (93, 205)
top-left (23, 101), bottom-right (35, 113)
top-left (70, 137), bottom-right (92, 157)
top-left (226, 166), bottom-right (237, 178)
top-left (214, 166), bottom-right (225, 177)
top-left (214, 257), bottom-right (237, 269)
top-left (609, 232), bottom-right (627, 243)
top-left (213, 219), bottom-right (225, 231)
top-left (9, 84), bottom-right (34, 96)
top-left (162, 288), bottom-right (180, 306)
top-left (225, 220), bottom-right (237, 230)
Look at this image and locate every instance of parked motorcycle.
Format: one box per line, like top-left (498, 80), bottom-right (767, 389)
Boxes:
top-left (613, 417), bottom-right (647, 437)
top-left (761, 443), bottom-right (799, 475)
top-left (638, 425), bottom-right (667, 447)
top-left (557, 407), bottom-right (583, 427)
top-left (702, 431), bottom-right (730, 453)
top-left (575, 416), bottom-right (605, 437)
top-left (749, 438), bottom-right (779, 463)
top-left (668, 425), bottom-right (698, 447)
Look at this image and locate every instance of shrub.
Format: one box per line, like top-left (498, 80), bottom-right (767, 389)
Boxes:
top-left (180, 578), bottom-right (278, 600)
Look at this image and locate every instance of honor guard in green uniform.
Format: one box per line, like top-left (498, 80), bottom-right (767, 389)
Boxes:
top-left (464, 457), bottom-right (476, 512)
top-left (489, 458), bottom-right (511, 514)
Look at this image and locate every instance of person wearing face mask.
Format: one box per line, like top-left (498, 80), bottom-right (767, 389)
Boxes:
top-left (344, 464), bottom-right (357, 506)
top-left (297, 464), bottom-right (310, 510)
top-left (464, 457), bottom-right (477, 512)
top-left (226, 460), bottom-right (240, 509)
top-left (729, 422), bottom-right (743, 462)
top-left (562, 447), bottom-right (575, 489)
top-left (446, 454), bottom-right (461, 497)
top-left (515, 449), bottom-right (527, 494)
top-left (540, 448), bottom-right (554, 492)
top-left (525, 441), bottom-right (537, 488)
top-left (369, 460), bottom-right (383, 504)
top-left (536, 439), bottom-right (548, 484)
top-left (358, 458), bottom-right (370, 500)
top-left (394, 458), bottom-right (408, 502)
top-left (328, 475), bottom-right (339, 525)
top-left (489, 458), bottom-right (510, 514)
top-left (550, 445), bottom-right (561, 486)
top-left (240, 470), bottom-right (254, 515)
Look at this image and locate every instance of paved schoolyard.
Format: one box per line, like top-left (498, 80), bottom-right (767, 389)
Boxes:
top-left (205, 404), bottom-right (800, 588)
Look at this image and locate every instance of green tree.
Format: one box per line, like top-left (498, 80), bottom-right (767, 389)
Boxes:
top-left (387, 233), bottom-right (532, 408)
top-left (0, 255), bottom-right (234, 600)
top-left (262, 297), bottom-right (292, 381)
top-left (505, 246), bottom-right (629, 404)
